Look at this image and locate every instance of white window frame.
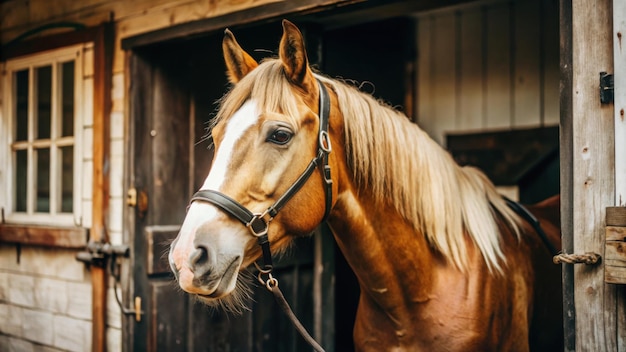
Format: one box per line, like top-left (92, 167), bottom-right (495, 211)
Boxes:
top-left (1, 44), bottom-right (85, 226)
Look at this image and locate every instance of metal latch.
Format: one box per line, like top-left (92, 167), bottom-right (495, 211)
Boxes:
top-left (76, 242), bottom-right (144, 321)
top-left (600, 72), bottom-right (614, 104)
top-left (76, 242), bottom-right (130, 266)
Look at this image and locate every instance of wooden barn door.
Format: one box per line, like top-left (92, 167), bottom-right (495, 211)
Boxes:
top-left (125, 46), bottom-right (193, 351)
top-left (124, 24), bottom-right (335, 352)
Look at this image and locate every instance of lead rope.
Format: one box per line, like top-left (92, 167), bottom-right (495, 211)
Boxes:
top-left (255, 265), bottom-right (325, 352)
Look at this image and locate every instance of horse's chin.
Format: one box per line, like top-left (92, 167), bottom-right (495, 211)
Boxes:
top-left (192, 269), bottom-right (254, 315)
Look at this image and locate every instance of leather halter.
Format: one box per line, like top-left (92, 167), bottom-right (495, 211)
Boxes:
top-left (189, 79), bottom-right (332, 273)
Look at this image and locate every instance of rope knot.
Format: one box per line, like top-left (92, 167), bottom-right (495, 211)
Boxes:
top-left (553, 252), bottom-right (601, 265)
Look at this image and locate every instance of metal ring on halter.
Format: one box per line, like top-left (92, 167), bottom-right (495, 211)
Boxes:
top-left (254, 261), bottom-right (272, 274)
top-left (265, 275), bottom-right (279, 290)
top-left (254, 261), bottom-right (278, 289)
top-left (246, 211), bottom-right (272, 237)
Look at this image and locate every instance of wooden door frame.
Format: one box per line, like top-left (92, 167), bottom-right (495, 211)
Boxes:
top-left (560, 0), bottom-right (625, 349)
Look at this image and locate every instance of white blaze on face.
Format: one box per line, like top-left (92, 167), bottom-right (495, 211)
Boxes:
top-left (201, 100), bottom-right (260, 191)
top-left (171, 100), bottom-right (260, 270)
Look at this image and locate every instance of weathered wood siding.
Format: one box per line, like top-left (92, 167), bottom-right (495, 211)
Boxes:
top-left (415, 0), bottom-right (559, 145)
top-left (568, 0), bottom-right (622, 350)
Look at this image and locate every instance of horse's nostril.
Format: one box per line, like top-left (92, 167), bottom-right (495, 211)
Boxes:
top-left (189, 245), bottom-right (215, 278)
top-left (190, 246), bottom-right (210, 266)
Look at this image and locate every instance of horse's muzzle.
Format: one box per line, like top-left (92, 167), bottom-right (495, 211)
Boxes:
top-left (169, 223), bottom-right (245, 298)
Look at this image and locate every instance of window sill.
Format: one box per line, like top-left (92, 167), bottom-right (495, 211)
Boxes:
top-left (0, 223), bottom-right (88, 248)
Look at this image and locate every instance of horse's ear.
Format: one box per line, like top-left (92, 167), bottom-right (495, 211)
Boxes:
top-left (279, 20), bottom-right (315, 91)
top-left (222, 29), bottom-right (258, 83)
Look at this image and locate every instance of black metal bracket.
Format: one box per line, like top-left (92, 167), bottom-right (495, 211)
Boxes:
top-left (600, 72), bottom-right (614, 104)
top-left (76, 241), bottom-right (130, 266)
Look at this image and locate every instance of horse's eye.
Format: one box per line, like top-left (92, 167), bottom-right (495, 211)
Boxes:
top-left (267, 129), bottom-right (293, 145)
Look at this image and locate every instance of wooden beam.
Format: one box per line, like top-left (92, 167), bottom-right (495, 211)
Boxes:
top-left (1, 26), bottom-right (101, 60)
top-left (569, 0), bottom-right (616, 350)
top-left (0, 224), bottom-right (87, 248)
top-left (91, 22), bottom-right (114, 352)
top-left (121, 0), bottom-right (357, 50)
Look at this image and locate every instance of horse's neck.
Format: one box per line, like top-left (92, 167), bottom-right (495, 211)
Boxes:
top-left (327, 189), bottom-right (440, 319)
top-left (327, 188), bottom-right (517, 349)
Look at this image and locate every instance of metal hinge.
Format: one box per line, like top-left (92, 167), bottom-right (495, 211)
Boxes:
top-left (127, 187), bottom-right (149, 218)
top-left (600, 72), bottom-right (614, 104)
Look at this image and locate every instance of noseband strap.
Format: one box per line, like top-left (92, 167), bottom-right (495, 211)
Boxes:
top-left (189, 79), bottom-right (332, 271)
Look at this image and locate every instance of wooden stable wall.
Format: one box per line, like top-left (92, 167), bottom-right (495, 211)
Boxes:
top-left (415, 0), bottom-right (559, 145)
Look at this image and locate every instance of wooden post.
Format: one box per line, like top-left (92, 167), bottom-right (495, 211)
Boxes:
top-left (91, 22), bottom-right (114, 352)
top-left (566, 0), bottom-right (617, 350)
top-left (612, 0), bottom-right (626, 348)
top-left (559, 1), bottom-right (575, 349)
top-left (615, 0), bottom-right (626, 207)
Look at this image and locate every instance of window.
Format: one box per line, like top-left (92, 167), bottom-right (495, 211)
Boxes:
top-left (2, 45), bottom-right (86, 226)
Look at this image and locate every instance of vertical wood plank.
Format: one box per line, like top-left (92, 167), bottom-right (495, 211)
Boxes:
top-left (416, 16), bottom-right (432, 126)
top-left (149, 281), bottom-right (187, 352)
top-left (485, 3), bottom-right (511, 129)
top-left (571, 0), bottom-right (616, 351)
top-left (513, 0), bottom-right (541, 127)
top-left (126, 51), bottom-right (154, 352)
top-left (91, 22), bottom-right (113, 352)
top-left (614, 0), bottom-right (626, 206)
top-left (559, 1), bottom-right (575, 348)
top-left (426, 13), bottom-right (456, 145)
top-left (458, 8), bottom-right (483, 131)
top-left (542, 0), bottom-right (560, 125)
top-left (150, 64), bottom-right (190, 225)
top-left (613, 1), bottom-right (626, 349)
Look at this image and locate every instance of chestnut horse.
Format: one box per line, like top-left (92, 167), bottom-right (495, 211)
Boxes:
top-left (169, 20), bottom-right (563, 351)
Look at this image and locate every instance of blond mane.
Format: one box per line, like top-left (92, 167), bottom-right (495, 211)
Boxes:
top-left (214, 59), bottom-right (523, 272)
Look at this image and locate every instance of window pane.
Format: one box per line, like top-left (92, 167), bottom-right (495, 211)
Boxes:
top-left (15, 150), bottom-right (27, 212)
top-left (36, 148), bottom-right (50, 212)
top-left (15, 70), bottom-right (29, 141)
top-left (61, 61), bottom-right (75, 137)
top-left (36, 66), bottom-right (52, 140)
top-left (59, 146), bottom-right (73, 212)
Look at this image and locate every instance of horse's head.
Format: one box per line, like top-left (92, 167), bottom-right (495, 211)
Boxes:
top-left (169, 20), bottom-right (338, 311)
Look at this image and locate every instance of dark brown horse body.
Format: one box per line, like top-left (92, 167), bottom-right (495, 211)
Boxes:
top-left (169, 20), bottom-right (563, 351)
